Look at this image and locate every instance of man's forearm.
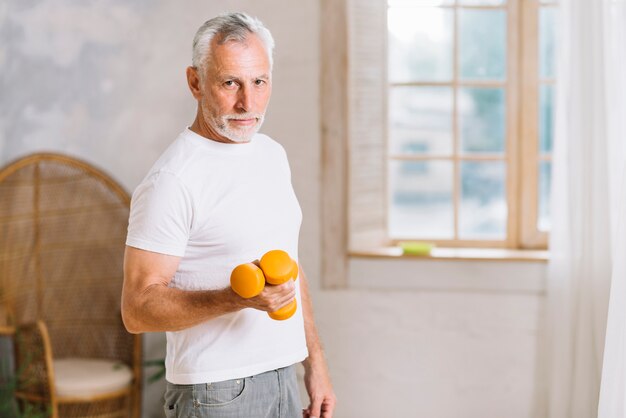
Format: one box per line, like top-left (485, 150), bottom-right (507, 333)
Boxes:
top-left (298, 266), bottom-right (337, 418)
top-left (122, 284), bottom-right (242, 333)
top-left (299, 268), bottom-right (327, 370)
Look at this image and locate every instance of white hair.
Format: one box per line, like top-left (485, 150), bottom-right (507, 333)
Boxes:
top-left (192, 12), bottom-right (275, 75)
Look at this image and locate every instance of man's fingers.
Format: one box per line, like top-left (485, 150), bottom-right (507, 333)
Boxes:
top-left (245, 280), bottom-right (296, 312)
top-left (304, 396), bottom-right (335, 418)
top-left (308, 396), bottom-right (323, 418)
top-left (277, 282), bottom-right (296, 299)
top-left (321, 400), bottom-right (336, 418)
top-left (267, 281), bottom-right (295, 310)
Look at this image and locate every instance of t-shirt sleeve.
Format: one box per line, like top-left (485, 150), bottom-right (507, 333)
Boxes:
top-left (126, 171), bottom-right (193, 257)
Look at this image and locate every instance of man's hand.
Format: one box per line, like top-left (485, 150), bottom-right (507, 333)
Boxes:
top-left (242, 280), bottom-right (297, 313)
top-left (303, 363), bottom-right (336, 418)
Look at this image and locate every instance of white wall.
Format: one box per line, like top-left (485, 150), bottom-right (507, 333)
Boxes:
top-left (0, 1), bottom-right (546, 417)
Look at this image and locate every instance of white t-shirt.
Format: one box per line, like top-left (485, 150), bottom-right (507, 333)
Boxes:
top-left (126, 128), bottom-right (308, 384)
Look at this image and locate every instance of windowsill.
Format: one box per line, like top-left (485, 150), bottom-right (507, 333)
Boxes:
top-left (349, 246), bottom-right (549, 263)
top-left (347, 247), bottom-right (548, 293)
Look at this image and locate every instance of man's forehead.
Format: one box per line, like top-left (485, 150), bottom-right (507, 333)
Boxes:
top-left (208, 35), bottom-right (270, 73)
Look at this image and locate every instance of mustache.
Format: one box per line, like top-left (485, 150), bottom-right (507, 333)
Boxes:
top-left (223, 113), bottom-right (264, 121)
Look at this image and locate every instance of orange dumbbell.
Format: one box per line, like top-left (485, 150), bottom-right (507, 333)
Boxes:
top-left (230, 250), bottom-right (298, 320)
top-left (259, 250), bottom-right (298, 284)
top-left (230, 263), bottom-right (266, 299)
top-left (260, 250), bottom-right (298, 320)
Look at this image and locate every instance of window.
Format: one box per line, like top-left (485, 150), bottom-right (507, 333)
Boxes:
top-left (386, 0), bottom-right (556, 248)
top-left (319, 0), bottom-right (555, 284)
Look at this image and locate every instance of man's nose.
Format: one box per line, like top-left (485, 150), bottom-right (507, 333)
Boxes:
top-left (236, 86), bottom-right (254, 112)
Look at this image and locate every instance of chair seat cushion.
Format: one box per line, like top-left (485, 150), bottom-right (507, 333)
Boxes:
top-left (53, 358), bottom-right (133, 398)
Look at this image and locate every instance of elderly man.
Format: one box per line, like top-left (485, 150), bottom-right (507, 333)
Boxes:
top-left (121, 12), bottom-right (335, 418)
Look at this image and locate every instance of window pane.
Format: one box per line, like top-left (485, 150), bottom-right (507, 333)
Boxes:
top-left (458, 0), bottom-right (505, 5)
top-left (458, 87), bottom-right (506, 153)
top-left (459, 10), bottom-right (507, 80)
top-left (389, 160), bottom-right (454, 239)
top-left (389, 0), bottom-right (454, 5)
top-left (540, 7), bottom-right (556, 79)
top-left (460, 161), bottom-right (507, 239)
top-left (539, 84), bottom-right (554, 154)
top-left (538, 161), bottom-right (552, 231)
top-left (389, 87), bottom-right (453, 155)
top-left (388, 7), bottom-right (454, 82)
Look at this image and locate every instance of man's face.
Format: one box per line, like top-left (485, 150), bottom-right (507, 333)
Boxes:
top-left (195, 34), bottom-right (272, 143)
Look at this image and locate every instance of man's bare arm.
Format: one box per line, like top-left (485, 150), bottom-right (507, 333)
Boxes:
top-left (121, 246), bottom-right (296, 334)
top-left (299, 265), bottom-right (336, 418)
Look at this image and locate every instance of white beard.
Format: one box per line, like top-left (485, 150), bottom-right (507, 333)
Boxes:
top-left (202, 100), bottom-right (265, 143)
top-left (216, 113), bottom-right (265, 143)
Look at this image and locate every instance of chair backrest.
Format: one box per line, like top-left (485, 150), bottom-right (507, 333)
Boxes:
top-left (0, 153), bottom-right (134, 364)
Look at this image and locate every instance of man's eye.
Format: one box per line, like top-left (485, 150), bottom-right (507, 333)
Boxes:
top-left (255, 79), bottom-right (266, 86)
top-left (224, 80), bottom-right (236, 88)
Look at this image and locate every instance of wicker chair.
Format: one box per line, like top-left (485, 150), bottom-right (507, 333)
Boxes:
top-left (0, 153), bottom-right (141, 418)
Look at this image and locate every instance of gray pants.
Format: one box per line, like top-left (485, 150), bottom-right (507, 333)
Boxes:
top-left (163, 365), bottom-right (302, 418)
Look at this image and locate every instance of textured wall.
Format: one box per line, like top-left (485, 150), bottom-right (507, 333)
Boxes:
top-left (0, 2), bottom-right (320, 417)
top-left (0, 1), bottom-right (545, 418)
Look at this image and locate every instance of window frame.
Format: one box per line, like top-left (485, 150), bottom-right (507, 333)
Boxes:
top-left (386, 1), bottom-right (522, 248)
top-left (519, 0), bottom-right (556, 249)
top-left (319, 0), bottom-right (551, 287)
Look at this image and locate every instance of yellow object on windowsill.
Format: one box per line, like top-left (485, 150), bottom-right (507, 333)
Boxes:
top-left (399, 241), bottom-right (435, 256)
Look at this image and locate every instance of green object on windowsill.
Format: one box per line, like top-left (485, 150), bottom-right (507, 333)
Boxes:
top-left (399, 241), bottom-right (435, 256)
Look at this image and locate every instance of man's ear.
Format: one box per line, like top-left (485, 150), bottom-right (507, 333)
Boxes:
top-left (186, 66), bottom-right (203, 100)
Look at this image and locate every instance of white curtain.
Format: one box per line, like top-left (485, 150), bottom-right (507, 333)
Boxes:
top-left (546, 0), bottom-right (626, 418)
top-left (597, 0), bottom-right (626, 416)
